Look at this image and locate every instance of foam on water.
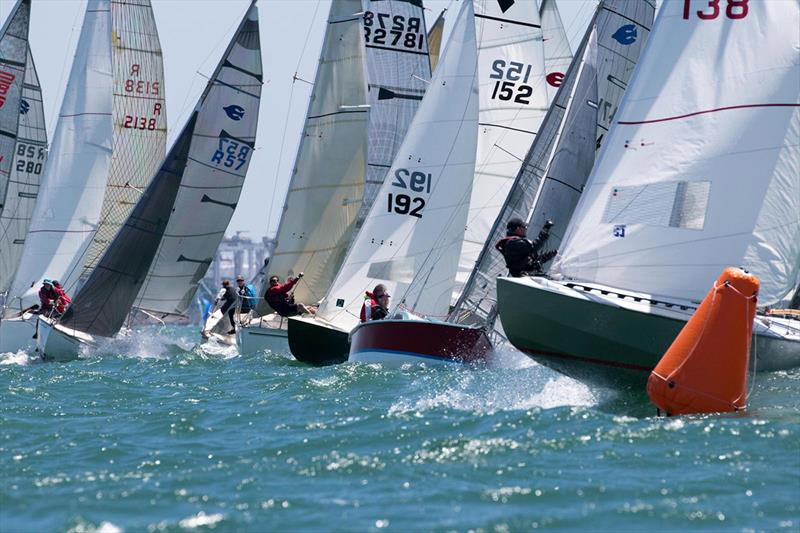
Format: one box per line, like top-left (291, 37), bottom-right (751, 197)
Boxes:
top-left (0, 349), bottom-right (36, 366)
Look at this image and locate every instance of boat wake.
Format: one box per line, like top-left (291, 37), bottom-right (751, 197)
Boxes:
top-left (0, 349), bottom-right (38, 366)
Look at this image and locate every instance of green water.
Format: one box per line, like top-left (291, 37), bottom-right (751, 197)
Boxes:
top-left (1, 326), bottom-right (798, 532)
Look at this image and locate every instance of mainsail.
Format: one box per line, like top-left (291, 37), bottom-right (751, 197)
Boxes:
top-left (4, 0), bottom-right (166, 314)
top-left (456, 0), bottom-right (550, 289)
top-left (261, 0), bottom-right (368, 315)
top-left (0, 0), bottom-right (47, 296)
top-left (451, 0), bottom-right (655, 329)
top-left (354, 0), bottom-right (432, 235)
top-left (60, 4), bottom-right (263, 336)
top-left (134, 6), bottom-right (263, 316)
top-left (555, 0), bottom-right (800, 307)
top-left (315, 0), bottom-right (479, 333)
top-left (80, 0), bottom-right (167, 276)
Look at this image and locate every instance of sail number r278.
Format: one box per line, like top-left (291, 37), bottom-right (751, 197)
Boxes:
top-left (388, 168), bottom-right (430, 218)
top-left (683, 0), bottom-right (748, 19)
top-left (490, 60), bottom-right (535, 105)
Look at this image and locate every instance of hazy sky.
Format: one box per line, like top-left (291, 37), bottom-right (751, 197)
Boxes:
top-left (1, 0), bottom-right (599, 240)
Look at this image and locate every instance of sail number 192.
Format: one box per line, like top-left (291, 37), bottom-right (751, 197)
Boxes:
top-left (388, 168), bottom-right (430, 218)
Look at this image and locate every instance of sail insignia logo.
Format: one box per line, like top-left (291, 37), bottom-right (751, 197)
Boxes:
top-left (223, 104), bottom-right (245, 121)
top-left (613, 225), bottom-right (626, 238)
top-left (20, 99), bottom-right (30, 115)
top-left (497, 0), bottom-right (515, 13)
top-left (612, 25), bottom-right (637, 46)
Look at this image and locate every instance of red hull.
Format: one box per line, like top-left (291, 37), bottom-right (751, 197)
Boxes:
top-left (349, 319), bottom-right (492, 365)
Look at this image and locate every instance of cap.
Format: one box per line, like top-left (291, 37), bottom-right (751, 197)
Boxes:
top-left (373, 284), bottom-right (390, 298)
top-left (506, 217), bottom-right (527, 231)
top-left (52, 280), bottom-right (61, 286)
top-left (236, 275), bottom-right (245, 281)
top-left (42, 278), bottom-right (53, 286)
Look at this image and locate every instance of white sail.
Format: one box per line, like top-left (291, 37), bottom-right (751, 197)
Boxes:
top-left (5, 0), bottom-right (114, 314)
top-left (80, 0), bottom-right (167, 275)
top-left (264, 0), bottom-right (368, 312)
top-left (539, 0), bottom-right (572, 103)
top-left (316, 0), bottom-right (479, 332)
top-left (456, 0), bottom-right (549, 289)
top-left (555, 0), bottom-right (800, 307)
top-left (134, 6), bottom-right (262, 316)
top-left (0, 0), bottom-right (47, 295)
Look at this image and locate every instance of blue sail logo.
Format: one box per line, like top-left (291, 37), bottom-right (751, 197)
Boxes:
top-left (19, 99), bottom-right (30, 114)
top-left (612, 25), bottom-right (637, 46)
top-left (223, 104), bottom-right (245, 121)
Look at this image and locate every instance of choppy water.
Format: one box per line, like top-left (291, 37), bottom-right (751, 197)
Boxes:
top-left (2, 325), bottom-right (799, 532)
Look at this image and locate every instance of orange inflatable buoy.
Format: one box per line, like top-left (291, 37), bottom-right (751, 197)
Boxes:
top-left (647, 267), bottom-right (759, 416)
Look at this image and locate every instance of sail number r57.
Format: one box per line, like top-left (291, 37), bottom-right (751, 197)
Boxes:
top-left (388, 168), bottom-right (430, 218)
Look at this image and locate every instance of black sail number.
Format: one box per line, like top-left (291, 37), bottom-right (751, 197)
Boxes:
top-left (388, 168), bottom-right (430, 218)
top-left (363, 11), bottom-right (424, 50)
top-left (489, 59), bottom-right (535, 105)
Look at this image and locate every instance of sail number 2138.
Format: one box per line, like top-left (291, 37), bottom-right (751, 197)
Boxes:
top-left (387, 168), bottom-right (431, 218)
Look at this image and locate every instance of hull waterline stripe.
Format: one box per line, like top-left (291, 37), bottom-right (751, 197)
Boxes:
top-left (351, 347), bottom-right (462, 363)
top-left (618, 103), bottom-right (800, 126)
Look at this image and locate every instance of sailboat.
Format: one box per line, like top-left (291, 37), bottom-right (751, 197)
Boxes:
top-left (497, 0), bottom-right (800, 388)
top-left (36, 2), bottom-right (263, 361)
top-left (237, 0), bottom-right (431, 356)
top-left (0, 0), bottom-right (166, 354)
top-left (0, 0), bottom-right (47, 308)
top-left (288, 0), bottom-right (479, 366)
top-left (451, 0), bottom-right (654, 336)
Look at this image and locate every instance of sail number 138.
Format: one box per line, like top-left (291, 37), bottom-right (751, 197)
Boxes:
top-left (388, 168), bottom-right (431, 218)
top-left (683, 0), bottom-right (748, 19)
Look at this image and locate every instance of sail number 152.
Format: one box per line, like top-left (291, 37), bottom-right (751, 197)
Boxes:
top-left (388, 168), bottom-right (430, 218)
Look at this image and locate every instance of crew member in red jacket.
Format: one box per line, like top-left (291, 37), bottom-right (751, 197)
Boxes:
top-left (51, 280), bottom-right (72, 315)
top-left (359, 284), bottom-right (390, 322)
top-left (265, 273), bottom-right (314, 317)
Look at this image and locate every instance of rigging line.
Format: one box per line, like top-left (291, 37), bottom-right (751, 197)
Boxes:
top-left (266, 0), bottom-right (322, 238)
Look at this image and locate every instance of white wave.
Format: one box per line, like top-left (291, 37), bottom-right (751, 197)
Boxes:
top-left (0, 350), bottom-right (36, 366)
top-left (178, 512), bottom-right (224, 529)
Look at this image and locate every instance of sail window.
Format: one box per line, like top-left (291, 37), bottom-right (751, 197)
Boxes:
top-left (602, 180), bottom-right (710, 230)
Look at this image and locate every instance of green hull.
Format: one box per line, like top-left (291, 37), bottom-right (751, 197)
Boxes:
top-left (287, 317), bottom-right (350, 365)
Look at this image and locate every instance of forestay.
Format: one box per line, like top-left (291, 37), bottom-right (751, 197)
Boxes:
top-left (451, 0), bottom-right (654, 330)
top-left (80, 0), bottom-right (167, 276)
top-left (61, 4), bottom-right (263, 336)
top-left (555, 0), bottom-right (800, 307)
top-left (135, 7), bottom-right (262, 316)
top-left (262, 0), bottom-right (368, 315)
top-left (539, 0), bottom-right (572, 103)
top-left (354, 0), bottom-right (431, 234)
top-left (0, 0), bottom-right (47, 296)
top-left (456, 0), bottom-right (549, 289)
top-left (5, 0), bottom-right (113, 314)
top-left (316, 0), bottom-right (479, 333)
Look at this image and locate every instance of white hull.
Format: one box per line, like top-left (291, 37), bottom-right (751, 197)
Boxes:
top-left (0, 315), bottom-right (38, 353)
top-left (236, 314), bottom-right (288, 355)
top-left (36, 317), bottom-right (94, 362)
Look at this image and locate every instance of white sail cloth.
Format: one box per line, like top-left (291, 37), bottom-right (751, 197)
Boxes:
top-left (134, 7), bottom-right (262, 316)
top-left (5, 0), bottom-right (114, 314)
top-left (316, 0), bottom-right (479, 333)
top-left (539, 0), bottom-right (572, 103)
top-left (555, 0), bottom-right (800, 306)
top-left (264, 0), bottom-right (368, 312)
top-left (0, 0), bottom-right (47, 296)
top-left (456, 0), bottom-right (550, 290)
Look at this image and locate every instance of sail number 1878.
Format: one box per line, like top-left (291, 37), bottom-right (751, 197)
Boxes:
top-left (388, 168), bottom-right (430, 218)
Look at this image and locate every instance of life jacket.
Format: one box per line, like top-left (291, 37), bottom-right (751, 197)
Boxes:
top-left (238, 284), bottom-right (257, 311)
top-left (54, 286), bottom-right (71, 314)
top-left (495, 236), bottom-right (535, 275)
top-left (359, 291), bottom-right (379, 323)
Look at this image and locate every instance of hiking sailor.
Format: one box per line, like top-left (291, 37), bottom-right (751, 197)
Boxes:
top-left (217, 279), bottom-right (238, 334)
top-left (360, 284), bottom-right (390, 322)
top-left (495, 218), bottom-right (557, 277)
top-left (51, 280), bottom-right (71, 316)
top-left (236, 274), bottom-right (257, 323)
top-left (265, 273), bottom-right (314, 317)
top-left (36, 279), bottom-right (58, 315)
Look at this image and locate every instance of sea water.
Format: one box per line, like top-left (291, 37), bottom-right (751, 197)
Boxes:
top-left (1, 325), bottom-right (798, 532)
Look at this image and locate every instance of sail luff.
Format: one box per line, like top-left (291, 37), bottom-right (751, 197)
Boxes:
top-left (4, 0), bottom-right (114, 315)
top-left (133, 3), bottom-right (263, 316)
top-left (427, 9), bottom-right (446, 73)
top-left (539, 0), bottom-right (572, 103)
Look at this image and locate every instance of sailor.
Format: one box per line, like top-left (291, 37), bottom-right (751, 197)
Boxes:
top-left (218, 279), bottom-right (238, 334)
top-left (495, 218), bottom-right (557, 277)
top-left (360, 284), bottom-right (390, 322)
top-left (265, 273), bottom-right (314, 317)
top-left (236, 275), bottom-right (257, 320)
top-left (51, 280), bottom-right (71, 316)
top-left (37, 279), bottom-right (58, 315)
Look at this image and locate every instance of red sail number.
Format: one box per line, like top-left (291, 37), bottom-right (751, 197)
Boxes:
top-left (683, 0), bottom-right (749, 20)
